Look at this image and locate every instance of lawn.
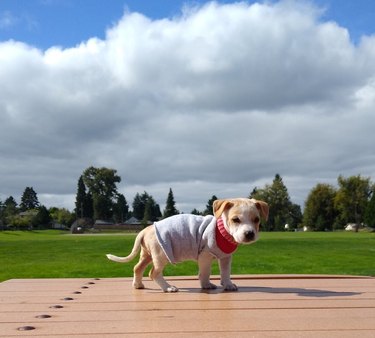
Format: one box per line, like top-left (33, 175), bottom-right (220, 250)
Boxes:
top-left (0, 230), bottom-right (374, 282)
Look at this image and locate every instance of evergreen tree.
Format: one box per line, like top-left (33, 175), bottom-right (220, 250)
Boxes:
top-left (75, 176), bottom-right (94, 219)
top-left (132, 193), bottom-right (145, 220)
top-left (142, 199), bottom-right (153, 227)
top-left (204, 195), bottom-right (218, 215)
top-left (4, 196), bottom-right (18, 218)
top-left (75, 176), bottom-right (87, 218)
top-left (190, 208), bottom-right (202, 215)
top-left (146, 195), bottom-right (161, 221)
top-left (85, 192), bottom-right (94, 218)
top-left (249, 187), bottom-right (259, 199)
top-left (20, 187), bottom-right (39, 211)
top-left (289, 203), bottom-right (303, 230)
top-left (0, 198), bottom-right (14, 225)
top-left (250, 174), bottom-right (297, 231)
top-left (163, 188), bottom-right (179, 218)
top-left (113, 193), bottom-right (129, 223)
top-left (32, 205), bottom-right (51, 228)
top-left (132, 192), bottom-right (161, 221)
top-left (0, 199), bottom-right (4, 224)
top-left (268, 174), bottom-right (292, 230)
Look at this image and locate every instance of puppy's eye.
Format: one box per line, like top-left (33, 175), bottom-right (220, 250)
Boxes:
top-left (232, 217), bottom-right (241, 223)
top-left (253, 217), bottom-right (260, 223)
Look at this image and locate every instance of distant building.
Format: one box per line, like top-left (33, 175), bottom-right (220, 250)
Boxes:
top-left (19, 210), bottom-right (38, 217)
top-left (93, 217), bottom-right (150, 232)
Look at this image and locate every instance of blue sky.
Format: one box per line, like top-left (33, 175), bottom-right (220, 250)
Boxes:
top-left (1, 0), bottom-right (375, 49)
top-left (1, 1), bottom-right (375, 212)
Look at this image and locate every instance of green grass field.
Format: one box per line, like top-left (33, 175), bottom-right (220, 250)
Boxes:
top-left (0, 230), bottom-right (374, 282)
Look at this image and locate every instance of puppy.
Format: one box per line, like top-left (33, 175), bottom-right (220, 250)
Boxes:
top-left (107, 198), bottom-right (268, 292)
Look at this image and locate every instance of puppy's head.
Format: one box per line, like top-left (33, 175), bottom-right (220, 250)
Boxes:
top-left (213, 198), bottom-right (269, 244)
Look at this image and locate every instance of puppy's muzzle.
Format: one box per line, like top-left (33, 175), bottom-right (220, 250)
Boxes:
top-left (244, 230), bottom-right (255, 242)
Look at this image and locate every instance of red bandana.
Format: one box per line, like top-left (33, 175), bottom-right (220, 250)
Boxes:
top-left (216, 218), bottom-right (238, 254)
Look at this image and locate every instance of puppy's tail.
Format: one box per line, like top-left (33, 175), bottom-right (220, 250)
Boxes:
top-left (106, 229), bottom-right (145, 263)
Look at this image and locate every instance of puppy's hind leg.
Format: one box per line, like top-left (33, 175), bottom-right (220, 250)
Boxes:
top-left (149, 256), bottom-right (178, 293)
top-left (133, 247), bottom-right (152, 289)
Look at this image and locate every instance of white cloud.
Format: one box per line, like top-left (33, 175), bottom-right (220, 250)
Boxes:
top-left (1, 1), bottom-right (375, 213)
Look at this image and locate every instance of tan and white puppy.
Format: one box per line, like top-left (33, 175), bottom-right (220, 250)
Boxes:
top-left (107, 198), bottom-right (268, 292)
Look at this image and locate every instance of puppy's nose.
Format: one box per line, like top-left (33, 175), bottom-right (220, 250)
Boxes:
top-left (245, 230), bottom-right (255, 241)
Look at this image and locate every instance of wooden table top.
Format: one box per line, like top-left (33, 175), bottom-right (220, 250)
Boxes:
top-left (1, 275), bottom-right (374, 337)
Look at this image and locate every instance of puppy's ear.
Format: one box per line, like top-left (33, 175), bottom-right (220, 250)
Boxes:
top-left (251, 199), bottom-right (269, 221)
top-left (213, 199), bottom-right (233, 218)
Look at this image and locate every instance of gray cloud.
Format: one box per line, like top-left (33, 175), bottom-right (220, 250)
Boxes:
top-left (1, 1), bottom-right (375, 212)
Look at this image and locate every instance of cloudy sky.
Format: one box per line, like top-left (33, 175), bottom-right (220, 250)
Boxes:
top-left (1, 0), bottom-right (375, 214)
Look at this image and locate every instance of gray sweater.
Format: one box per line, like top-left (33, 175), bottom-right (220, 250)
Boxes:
top-left (154, 214), bottom-right (232, 264)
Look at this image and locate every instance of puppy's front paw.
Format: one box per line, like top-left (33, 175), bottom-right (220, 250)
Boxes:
top-left (164, 285), bottom-right (179, 293)
top-left (133, 282), bottom-right (145, 289)
top-left (201, 282), bottom-right (218, 290)
top-left (223, 283), bottom-right (238, 291)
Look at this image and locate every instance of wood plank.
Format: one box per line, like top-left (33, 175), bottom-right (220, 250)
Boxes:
top-left (1, 309), bottom-right (375, 336)
top-left (2, 298), bottom-right (374, 313)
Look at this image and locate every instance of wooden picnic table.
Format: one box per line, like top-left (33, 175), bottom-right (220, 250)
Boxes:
top-left (1, 275), bottom-right (374, 337)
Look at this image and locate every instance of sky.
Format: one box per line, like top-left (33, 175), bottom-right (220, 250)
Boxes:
top-left (1, 0), bottom-right (375, 214)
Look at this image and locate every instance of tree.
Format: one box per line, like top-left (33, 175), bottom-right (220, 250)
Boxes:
top-left (32, 206), bottom-right (51, 228)
top-left (334, 175), bottom-right (371, 231)
top-left (20, 187), bottom-right (39, 211)
top-left (250, 174), bottom-right (298, 231)
top-left (132, 193), bottom-right (145, 220)
top-left (49, 207), bottom-right (75, 226)
top-left (268, 174), bottom-right (293, 231)
top-left (113, 194), bottom-right (129, 223)
top-left (204, 195), bottom-right (218, 215)
top-left (0, 199), bottom-right (4, 226)
top-left (145, 195), bottom-right (161, 222)
top-left (75, 176), bottom-right (94, 219)
top-left (132, 192), bottom-right (161, 222)
top-left (82, 167), bottom-right (121, 220)
top-left (364, 186), bottom-right (375, 229)
top-left (3, 196), bottom-right (18, 223)
top-left (85, 192), bottom-right (94, 219)
top-left (93, 195), bottom-right (113, 221)
top-left (163, 188), bottom-right (179, 218)
top-left (8, 214), bottom-right (32, 230)
top-left (288, 203), bottom-right (303, 230)
top-left (75, 176), bottom-right (89, 218)
top-left (303, 183), bottom-right (337, 231)
top-left (190, 208), bottom-right (202, 215)
top-left (142, 199), bottom-right (153, 227)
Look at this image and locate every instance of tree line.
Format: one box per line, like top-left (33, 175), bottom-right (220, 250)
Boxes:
top-left (1, 166), bottom-right (374, 231)
top-left (250, 173), bottom-right (375, 231)
top-left (0, 187), bottom-right (74, 229)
